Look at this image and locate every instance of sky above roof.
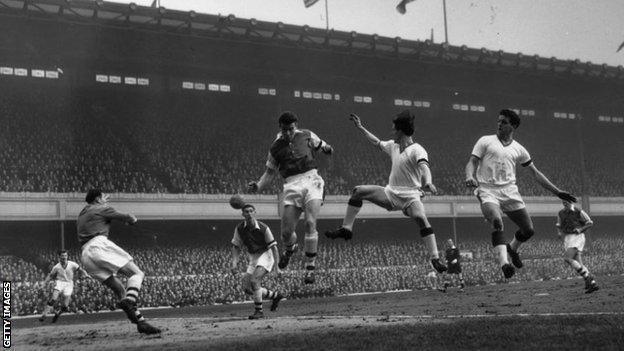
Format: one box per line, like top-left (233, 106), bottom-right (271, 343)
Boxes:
top-left (109, 0), bottom-right (624, 67)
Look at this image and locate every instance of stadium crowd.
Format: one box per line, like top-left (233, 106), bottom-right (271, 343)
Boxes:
top-left (4, 235), bottom-right (624, 316)
top-left (1, 89), bottom-right (623, 196)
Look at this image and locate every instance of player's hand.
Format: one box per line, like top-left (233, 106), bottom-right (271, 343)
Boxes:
top-left (573, 228), bottom-right (582, 234)
top-left (465, 177), bottom-right (479, 188)
top-left (557, 191), bottom-right (577, 203)
top-left (349, 113), bottom-right (363, 128)
top-left (423, 183), bottom-right (437, 195)
top-left (321, 144), bottom-right (333, 155)
top-left (247, 181), bottom-right (259, 194)
top-left (128, 214), bottom-right (138, 225)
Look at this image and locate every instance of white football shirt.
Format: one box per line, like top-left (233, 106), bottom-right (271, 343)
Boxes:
top-left (471, 135), bottom-right (531, 186)
top-left (51, 260), bottom-right (80, 283)
top-left (379, 140), bottom-right (429, 190)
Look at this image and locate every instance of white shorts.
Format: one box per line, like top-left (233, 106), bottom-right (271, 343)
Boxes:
top-left (384, 186), bottom-right (423, 212)
top-left (282, 169), bottom-right (325, 208)
top-left (81, 235), bottom-right (133, 282)
top-left (54, 281), bottom-right (73, 296)
top-left (475, 184), bottom-right (526, 212)
top-left (564, 233), bottom-right (586, 252)
top-left (246, 250), bottom-right (275, 275)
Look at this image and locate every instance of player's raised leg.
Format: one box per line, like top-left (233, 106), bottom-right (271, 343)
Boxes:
top-left (303, 199), bottom-right (323, 284)
top-left (278, 205), bottom-right (302, 269)
top-left (481, 202), bottom-right (515, 278)
top-left (505, 207), bottom-right (535, 269)
top-left (404, 201), bottom-right (447, 273)
top-left (325, 185), bottom-right (390, 240)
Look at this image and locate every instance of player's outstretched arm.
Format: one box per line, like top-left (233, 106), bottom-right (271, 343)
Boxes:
top-left (270, 245), bottom-right (281, 274)
top-left (464, 155), bottom-right (480, 188)
top-left (349, 113), bottom-right (381, 145)
top-left (248, 167), bottom-right (277, 193)
top-left (231, 245), bottom-right (241, 274)
top-left (418, 162), bottom-right (437, 194)
top-left (526, 163), bottom-right (577, 202)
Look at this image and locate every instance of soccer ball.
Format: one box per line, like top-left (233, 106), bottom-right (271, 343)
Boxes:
top-left (229, 194), bottom-right (246, 209)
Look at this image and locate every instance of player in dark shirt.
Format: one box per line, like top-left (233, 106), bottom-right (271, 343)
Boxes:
top-left (231, 203), bottom-right (284, 319)
top-left (442, 239), bottom-right (465, 292)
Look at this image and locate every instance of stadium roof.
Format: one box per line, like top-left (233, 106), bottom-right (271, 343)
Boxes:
top-left (2, 0), bottom-right (623, 80)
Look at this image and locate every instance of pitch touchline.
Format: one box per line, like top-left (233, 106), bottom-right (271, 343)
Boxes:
top-left (154, 311), bottom-right (624, 322)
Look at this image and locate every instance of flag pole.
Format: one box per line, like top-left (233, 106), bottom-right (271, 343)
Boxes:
top-left (442, 0), bottom-right (448, 43)
top-left (325, 0), bottom-right (329, 30)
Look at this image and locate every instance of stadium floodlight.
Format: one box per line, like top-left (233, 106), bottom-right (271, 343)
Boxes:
top-left (95, 0), bottom-right (104, 7)
top-left (350, 31), bottom-right (357, 39)
top-left (395, 36), bottom-right (402, 44)
top-left (227, 14), bottom-right (236, 22)
top-left (249, 18), bottom-right (257, 26)
top-left (302, 25), bottom-right (310, 32)
top-left (128, 2), bottom-right (137, 11)
top-left (158, 6), bottom-right (166, 15)
top-left (188, 10), bottom-right (196, 18)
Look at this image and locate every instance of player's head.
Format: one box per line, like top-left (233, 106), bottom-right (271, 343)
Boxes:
top-left (446, 239), bottom-right (454, 248)
top-left (278, 111), bottom-right (298, 142)
top-left (85, 189), bottom-right (109, 204)
top-left (562, 200), bottom-right (574, 209)
top-left (392, 110), bottom-right (415, 139)
top-left (499, 109), bottom-right (520, 129)
top-left (58, 250), bottom-right (68, 263)
top-left (241, 203), bottom-right (256, 220)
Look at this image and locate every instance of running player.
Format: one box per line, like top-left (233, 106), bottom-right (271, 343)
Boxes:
top-left (324, 111), bottom-right (447, 273)
top-left (248, 111), bottom-right (333, 284)
top-left (231, 203), bottom-right (285, 319)
top-left (39, 250), bottom-right (90, 323)
top-left (442, 239), bottom-right (465, 292)
top-left (465, 109), bottom-right (577, 279)
top-left (77, 189), bottom-right (160, 334)
top-left (557, 200), bottom-right (599, 293)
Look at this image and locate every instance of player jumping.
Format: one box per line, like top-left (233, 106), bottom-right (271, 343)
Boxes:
top-left (39, 250), bottom-right (90, 323)
top-left (231, 203), bottom-right (285, 319)
top-left (248, 111), bottom-right (333, 284)
top-left (77, 189), bottom-right (160, 334)
top-left (465, 109), bottom-right (577, 279)
top-left (324, 111), bottom-right (447, 273)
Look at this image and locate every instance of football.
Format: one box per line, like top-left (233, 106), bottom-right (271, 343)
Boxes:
top-left (229, 194), bottom-right (246, 209)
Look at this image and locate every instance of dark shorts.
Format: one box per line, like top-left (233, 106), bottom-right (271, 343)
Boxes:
top-left (447, 264), bottom-right (462, 274)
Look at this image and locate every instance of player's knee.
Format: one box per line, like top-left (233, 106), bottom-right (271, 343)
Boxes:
top-left (420, 227), bottom-right (434, 238)
top-left (303, 219), bottom-right (317, 233)
top-left (250, 278), bottom-right (261, 291)
top-left (350, 187), bottom-right (365, 201)
top-left (491, 218), bottom-right (504, 231)
top-left (514, 228), bottom-right (534, 242)
top-left (491, 230), bottom-right (506, 246)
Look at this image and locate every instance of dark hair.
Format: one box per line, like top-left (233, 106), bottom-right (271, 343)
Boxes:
top-left (500, 109), bottom-right (520, 128)
top-left (58, 250), bottom-right (68, 255)
top-left (392, 110), bottom-right (415, 136)
top-left (241, 203), bottom-right (255, 211)
top-left (278, 111), bottom-right (298, 125)
top-left (85, 189), bottom-right (102, 204)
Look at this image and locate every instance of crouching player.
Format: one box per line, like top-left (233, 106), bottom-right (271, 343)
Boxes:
top-left (77, 189), bottom-right (160, 334)
top-left (231, 203), bottom-right (285, 319)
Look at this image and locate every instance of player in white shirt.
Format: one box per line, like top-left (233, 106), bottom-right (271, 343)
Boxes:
top-left (325, 110), bottom-right (447, 273)
top-left (39, 250), bottom-right (90, 323)
top-left (465, 109), bottom-right (577, 279)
